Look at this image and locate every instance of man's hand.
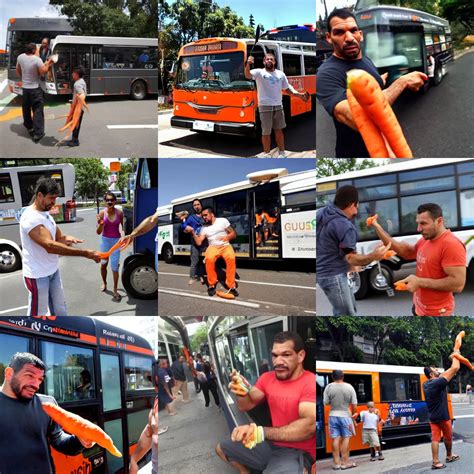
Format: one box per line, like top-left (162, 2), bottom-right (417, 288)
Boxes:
top-left (371, 242), bottom-right (391, 261)
top-left (77, 436), bottom-right (95, 449)
top-left (119, 235), bottom-right (134, 250)
top-left (397, 274), bottom-right (421, 293)
top-left (228, 369), bottom-right (251, 396)
top-left (62, 235), bottom-right (84, 246)
top-left (381, 72), bottom-right (389, 87)
top-left (402, 71), bottom-right (428, 92)
top-left (231, 424), bottom-right (255, 444)
top-left (184, 225), bottom-right (194, 234)
top-left (84, 250), bottom-right (102, 263)
top-left (247, 55), bottom-right (254, 66)
top-left (129, 459), bottom-right (139, 474)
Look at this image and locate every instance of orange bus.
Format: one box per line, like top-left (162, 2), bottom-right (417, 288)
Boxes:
top-left (171, 37), bottom-right (316, 137)
top-left (316, 361), bottom-right (453, 454)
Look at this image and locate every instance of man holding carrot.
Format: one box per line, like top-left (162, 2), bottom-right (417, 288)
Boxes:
top-left (367, 203), bottom-right (466, 316)
top-left (316, 8), bottom-right (428, 158)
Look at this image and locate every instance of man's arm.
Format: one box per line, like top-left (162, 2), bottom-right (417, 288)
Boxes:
top-left (38, 58), bottom-right (53, 76)
top-left (29, 225), bottom-right (99, 261)
top-left (371, 220), bottom-right (417, 260)
top-left (55, 226), bottom-right (85, 246)
top-left (48, 420), bottom-right (86, 455)
top-left (120, 209), bottom-right (159, 247)
top-left (244, 56), bottom-right (254, 80)
top-left (129, 411), bottom-right (153, 471)
top-left (235, 385), bottom-right (266, 412)
top-left (192, 229), bottom-right (207, 246)
top-left (224, 226), bottom-right (237, 242)
top-left (345, 241), bottom-right (391, 267)
top-left (264, 402), bottom-right (315, 442)
top-left (16, 63), bottom-right (22, 79)
top-left (441, 357), bottom-right (461, 382)
top-left (402, 266), bottom-right (466, 294)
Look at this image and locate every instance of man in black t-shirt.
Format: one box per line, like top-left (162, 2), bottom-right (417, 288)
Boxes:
top-left (0, 352), bottom-right (94, 474)
top-left (422, 357), bottom-right (461, 470)
top-left (316, 8), bottom-right (428, 158)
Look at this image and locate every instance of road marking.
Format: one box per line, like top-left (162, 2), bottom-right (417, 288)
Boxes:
top-left (159, 288), bottom-right (260, 308)
top-left (0, 79), bottom-right (8, 94)
top-left (454, 414), bottom-right (474, 419)
top-left (0, 272), bottom-right (22, 280)
top-left (76, 208), bottom-right (97, 213)
top-left (158, 272), bottom-right (315, 290)
top-left (0, 305), bottom-right (28, 314)
top-left (247, 299), bottom-right (288, 308)
top-left (0, 93), bottom-right (18, 113)
top-left (107, 124), bottom-right (158, 129)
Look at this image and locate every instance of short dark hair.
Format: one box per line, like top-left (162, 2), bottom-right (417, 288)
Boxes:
top-left (73, 66), bottom-right (85, 78)
top-left (273, 331), bottom-right (304, 353)
top-left (35, 178), bottom-right (61, 197)
top-left (423, 366), bottom-right (434, 378)
top-left (332, 369), bottom-right (344, 381)
top-left (105, 192), bottom-right (117, 201)
top-left (192, 198), bottom-right (203, 206)
top-left (203, 206), bottom-right (215, 215)
top-left (334, 185), bottom-right (358, 209)
top-left (417, 203), bottom-right (443, 220)
top-left (25, 43), bottom-right (37, 54)
top-left (327, 8), bottom-right (357, 33)
top-left (9, 352), bottom-right (46, 373)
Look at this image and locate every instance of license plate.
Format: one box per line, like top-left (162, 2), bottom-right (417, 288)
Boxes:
top-left (193, 120), bottom-right (215, 132)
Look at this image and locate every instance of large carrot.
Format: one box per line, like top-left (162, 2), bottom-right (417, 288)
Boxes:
top-left (366, 214), bottom-right (378, 227)
top-left (56, 95), bottom-right (89, 146)
top-left (97, 240), bottom-right (122, 259)
top-left (347, 89), bottom-right (389, 158)
top-left (454, 331), bottom-right (465, 352)
top-left (347, 69), bottom-right (413, 158)
top-left (394, 281), bottom-right (408, 291)
top-left (451, 352), bottom-right (473, 371)
top-left (41, 402), bottom-right (122, 457)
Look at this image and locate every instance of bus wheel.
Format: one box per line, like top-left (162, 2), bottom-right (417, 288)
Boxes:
top-left (122, 256), bottom-right (157, 299)
top-left (433, 65), bottom-right (443, 86)
top-left (0, 245), bottom-right (21, 273)
top-left (162, 243), bottom-right (174, 264)
top-left (368, 264), bottom-right (394, 293)
top-left (353, 270), bottom-right (369, 300)
top-left (131, 80), bottom-right (147, 100)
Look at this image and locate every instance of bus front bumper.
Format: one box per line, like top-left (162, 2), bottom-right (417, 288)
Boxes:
top-left (171, 116), bottom-right (256, 137)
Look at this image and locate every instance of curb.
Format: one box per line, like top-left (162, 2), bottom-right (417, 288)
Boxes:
top-left (158, 108), bottom-right (172, 115)
top-left (454, 47), bottom-right (474, 60)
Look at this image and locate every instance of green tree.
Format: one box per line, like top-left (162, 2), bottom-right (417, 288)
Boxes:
top-left (316, 158), bottom-right (381, 178)
top-left (441, 0), bottom-right (474, 35)
top-left (190, 324), bottom-right (209, 353)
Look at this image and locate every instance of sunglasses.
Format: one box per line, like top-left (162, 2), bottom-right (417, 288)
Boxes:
top-left (106, 199), bottom-right (115, 203)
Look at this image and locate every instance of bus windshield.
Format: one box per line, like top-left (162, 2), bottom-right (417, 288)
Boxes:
top-left (175, 52), bottom-right (253, 91)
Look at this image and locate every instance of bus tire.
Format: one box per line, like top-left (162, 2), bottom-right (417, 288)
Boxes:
top-left (122, 256), bottom-right (157, 299)
top-left (162, 243), bottom-right (174, 264)
top-left (368, 264), bottom-right (394, 293)
top-left (0, 245), bottom-right (21, 273)
top-left (353, 270), bottom-right (369, 300)
top-left (433, 64), bottom-right (443, 86)
top-left (131, 80), bottom-right (147, 100)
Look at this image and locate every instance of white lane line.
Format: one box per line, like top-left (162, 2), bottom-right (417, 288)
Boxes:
top-left (76, 208), bottom-right (97, 213)
top-left (158, 288), bottom-right (260, 308)
top-left (0, 79), bottom-right (8, 94)
top-left (454, 414), bottom-right (474, 419)
top-left (0, 93), bottom-right (17, 112)
top-left (0, 273), bottom-right (22, 280)
top-left (0, 305), bottom-right (29, 314)
top-left (107, 124), bottom-right (158, 129)
top-left (158, 272), bottom-right (315, 290)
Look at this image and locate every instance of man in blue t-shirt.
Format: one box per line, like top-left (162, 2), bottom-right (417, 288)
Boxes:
top-left (317, 185), bottom-right (390, 315)
top-left (422, 356), bottom-right (460, 470)
top-left (316, 8), bottom-right (428, 158)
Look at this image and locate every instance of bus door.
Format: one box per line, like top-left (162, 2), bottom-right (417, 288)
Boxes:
top-left (71, 45), bottom-right (92, 92)
top-left (99, 351), bottom-right (126, 473)
top-left (250, 182), bottom-right (281, 258)
top-left (316, 372), bottom-right (329, 452)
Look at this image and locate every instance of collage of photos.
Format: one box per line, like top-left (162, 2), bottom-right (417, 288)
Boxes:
top-left (0, 0), bottom-right (473, 473)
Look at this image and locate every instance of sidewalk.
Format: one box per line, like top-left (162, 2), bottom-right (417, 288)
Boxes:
top-left (316, 440), bottom-right (473, 473)
top-left (158, 382), bottom-right (235, 474)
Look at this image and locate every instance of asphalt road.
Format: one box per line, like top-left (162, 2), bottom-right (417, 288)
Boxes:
top-left (316, 51), bottom-right (474, 158)
top-left (158, 110), bottom-right (316, 158)
top-left (316, 263), bottom-right (474, 316)
top-left (0, 70), bottom-right (157, 158)
top-left (0, 208), bottom-right (157, 316)
top-left (158, 259), bottom-right (316, 316)
top-left (316, 403), bottom-right (474, 473)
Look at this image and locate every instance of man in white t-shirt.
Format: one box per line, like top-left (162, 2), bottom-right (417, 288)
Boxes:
top-left (191, 207), bottom-right (238, 297)
top-left (245, 52), bottom-right (309, 158)
top-left (19, 178), bottom-right (101, 316)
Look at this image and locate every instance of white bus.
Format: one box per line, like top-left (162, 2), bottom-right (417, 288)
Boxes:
top-left (157, 168), bottom-right (316, 263)
top-left (0, 163), bottom-right (76, 272)
top-left (316, 158), bottom-right (474, 299)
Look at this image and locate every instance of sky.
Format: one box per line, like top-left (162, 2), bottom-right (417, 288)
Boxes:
top-left (158, 158), bottom-right (314, 205)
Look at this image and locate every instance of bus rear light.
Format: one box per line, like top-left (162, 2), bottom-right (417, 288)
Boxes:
top-left (175, 105), bottom-right (180, 111)
top-left (240, 111), bottom-right (244, 117)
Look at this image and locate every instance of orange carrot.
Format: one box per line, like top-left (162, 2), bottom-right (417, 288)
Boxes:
top-left (57, 95), bottom-right (89, 146)
top-left (347, 90), bottom-right (389, 158)
top-left (394, 281), bottom-right (408, 291)
top-left (451, 352), bottom-right (473, 371)
top-left (97, 240), bottom-right (122, 259)
top-left (454, 331), bottom-right (465, 352)
top-left (41, 402), bottom-right (122, 457)
top-left (366, 214), bottom-right (378, 227)
top-left (384, 250), bottom-right (396, 259)
top-left (216, 290), bottom-right (235, 300)
top-left (347, 69), bottom-right (413, 158)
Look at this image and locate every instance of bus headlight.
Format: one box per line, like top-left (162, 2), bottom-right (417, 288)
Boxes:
top-left (175, 105), bottom-right (179, 111)
top-left (240, 111), bottom-right (244, 117)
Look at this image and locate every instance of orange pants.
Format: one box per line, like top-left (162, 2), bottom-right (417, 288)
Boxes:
top-left (205, 245), bottom-right (236, 288)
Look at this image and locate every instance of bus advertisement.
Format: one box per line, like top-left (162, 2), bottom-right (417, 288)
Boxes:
top-left (157, 167), bottom-right (316, 264)
top-left (0, 316), bottom-right (156, 474)
top-left (171, 36), bottom-right (316, 137)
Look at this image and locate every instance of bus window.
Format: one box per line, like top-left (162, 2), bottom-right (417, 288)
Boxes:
top-left (139, 158), bottom-right (158, 190)
top-left (127, 409), bottom-right (150, 446)
top-left (303, 55), bottom-right (317, 75)
top-left (357, 198), bottom-right (399, 239)
top-left (100, 353), bottom-right (122, 412)
top-left (251, 321), bottom-right (284, 375)
top-left (104, 418), bottom-right (124, 473)
top-left (380, 373), bottom-right (421, 401)
top-left (460, 189), bottom-right (474, 226)
top-left (285, 189), bottom-right (316, 207)
top-left (40, 341), bottom-right (95, 402)
top-left (0, 333), bottom-right (30, 384)
top-left (316, 373), bottom-right (329, 449)
top-left (215, 190), bottom-right (249, 244)
top-left (282, 53), bottom-right (302, 76)
top-left (215, 338), bottom-right (233, 387)
top-left (0, 174), bottom-right (15, 203)
top-left (18, 170), bottom-right (65, 206)
top-left (342, 373), bottom-right (372, 404)
top-left (124, 354), bottom-right (153, 391)
top-left (229, 332), bottom-right (258, 385)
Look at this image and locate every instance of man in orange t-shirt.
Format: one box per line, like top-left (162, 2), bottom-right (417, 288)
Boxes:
top-left (368, 203), bottom-right (466, 316)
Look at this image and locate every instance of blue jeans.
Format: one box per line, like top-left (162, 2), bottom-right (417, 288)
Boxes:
top-left (317, 273), bottom-right (357, 316)
top-left (100, 236), bottom-right (120, 272)
top-left (24, 270), bottom-right (67, 316)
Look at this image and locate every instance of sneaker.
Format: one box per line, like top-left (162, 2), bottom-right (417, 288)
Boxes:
top-left (378, 455), bottom-right (384, 461)
top-left (158, 426), bottom-right (169, 435)
top-left (370, 457), bottom-right (376, 462)
top-left (262, 152), bottom-right (272, 158)
top-left (27, 128), bottom-right (34, 137)
top-left (208, 286), bottom-right (216, 296)
top-left (188, 277), bottom-right (198, 285)
top-left (227, 287), bottom-right (239, 297)
top-left (33, 133), bottom-right (45, 143)
top-left (277, 150), bottom-right (287, 158)
top-left (66, 140), bottom-right (80, 147)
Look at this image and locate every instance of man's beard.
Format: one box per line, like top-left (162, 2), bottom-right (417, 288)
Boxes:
top-left (11, 377), bottom-right (37, 401)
